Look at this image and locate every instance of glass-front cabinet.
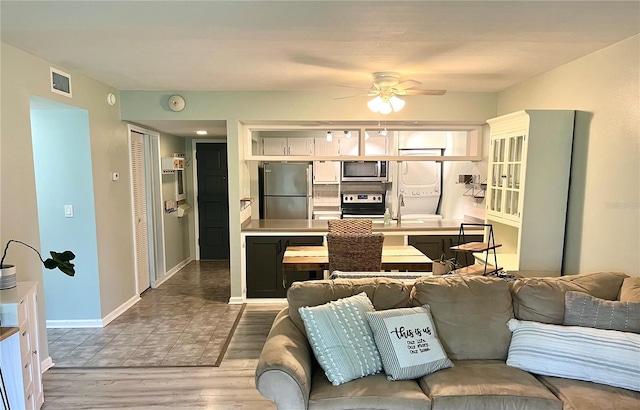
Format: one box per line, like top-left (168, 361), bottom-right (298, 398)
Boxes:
top-left (484, 110), bottom-right (575, 276)
top-left (487, 130), bottom-right (526, 225)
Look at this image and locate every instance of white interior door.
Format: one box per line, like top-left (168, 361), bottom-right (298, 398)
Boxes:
top-left (130, 130), bottom-right (151, 294)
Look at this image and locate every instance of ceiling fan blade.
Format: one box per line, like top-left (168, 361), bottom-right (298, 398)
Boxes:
top-left (336, 84), bottom-right (371, 91)
top-left (334, 93), bottom-right (372, 100)
top-left (396, 79), bottom-right (422, 88)
top-left (403, 89), bottom-right (447, 96)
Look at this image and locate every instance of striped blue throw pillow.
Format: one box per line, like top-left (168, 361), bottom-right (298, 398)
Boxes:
top-left (366, 305), bottom-right (453, 381)
top-left (298, 292), bottom-right (382, 386)
top-left (507, 319), bottom-right (640, 392)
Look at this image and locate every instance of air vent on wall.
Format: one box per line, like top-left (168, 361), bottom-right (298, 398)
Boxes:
top-left (50, 67), bottom-right (72, 97)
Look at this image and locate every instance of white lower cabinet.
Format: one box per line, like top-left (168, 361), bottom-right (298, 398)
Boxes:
top-left (1, 282), bottom-right (43, 409)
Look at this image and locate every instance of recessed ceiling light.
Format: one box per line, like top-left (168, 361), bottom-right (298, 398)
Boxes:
top-left (195, 130), bottom-right (208, 135)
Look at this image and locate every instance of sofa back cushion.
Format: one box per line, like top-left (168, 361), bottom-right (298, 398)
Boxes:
top-left (510, 272), bottom-right (628, 324)
top-left (287, 278), bottom-right (410, 334)
top-left (620, 277), bottom-right (640, 302)
top-left (411, 275), bottom-right (514, 360)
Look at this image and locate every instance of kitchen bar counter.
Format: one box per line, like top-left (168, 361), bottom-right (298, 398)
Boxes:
top-left (241, 217), bottom-right (485, 300)
top-left (242, 217), bottom-right (484, 234)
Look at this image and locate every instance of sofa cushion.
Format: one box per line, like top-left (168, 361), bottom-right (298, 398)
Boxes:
top-left (510, 271), bottom-right (628, 324)
top-left (564, 291), bottom-right (640, 333)
top-left (366, 305), bottom-right (453, 381)
top-left (537, 375), bottom-right (640, 410)
top-left (298, 292), bottom-right (382, 386)
top-left (620, 277), bottom-right (640, 301)
top-left (309, 369), bottom-right (431, 410)
top-left (418, 360), bottom-right (562, 410)
top-left (506, 319), bottom-right (640, 392)
top-left (288, 278), bottom-right (410, 334)
top-left (411, 275), bottom-right (513, 360)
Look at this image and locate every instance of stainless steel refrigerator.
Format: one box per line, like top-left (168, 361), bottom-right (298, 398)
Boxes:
top-left (262, 162), bottom-right (312, 219)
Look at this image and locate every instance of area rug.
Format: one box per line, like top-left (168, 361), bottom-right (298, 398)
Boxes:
top-left (47, 303), bottom-right (246, 368)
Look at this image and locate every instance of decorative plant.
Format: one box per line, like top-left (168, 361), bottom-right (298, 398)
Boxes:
top-left (0, 239), bottom-right (76, 276)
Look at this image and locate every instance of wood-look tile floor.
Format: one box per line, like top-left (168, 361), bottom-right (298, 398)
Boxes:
top-left (47, 260), bottom-right (246, 367)
top-left (43, 303), bottom-right (284, 409)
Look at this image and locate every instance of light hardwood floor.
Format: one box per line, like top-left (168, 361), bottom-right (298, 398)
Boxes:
top-left (42, 304), bottom-right (285, 409)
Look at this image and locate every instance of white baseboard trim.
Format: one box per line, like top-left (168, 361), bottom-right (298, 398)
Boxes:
top-left (46, 318), bottom-right (103, 328)
top-left (101, 294), bottom-right (141, 326)
top-left (228, 296), bottom-right (245, 304)
top-left (46, 294), bottom-right (141, 328)
top-left (154, 257), bottom-right (192, 288)
top-left (41, 356), bottom-right (54, 373)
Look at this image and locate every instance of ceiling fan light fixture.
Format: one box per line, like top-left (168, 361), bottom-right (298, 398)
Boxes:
top-left (368, 94), bottom-right (402, 114)
top-left (367, 96), bottom-right (384, 112)
top-left (378, 101), bottom-right (393, 115)
top-left (389, 95), bottom-right (405, 112)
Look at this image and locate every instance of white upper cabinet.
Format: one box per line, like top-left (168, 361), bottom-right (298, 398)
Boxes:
top-left (314, 137), bottom-right (340, 156)
top-left (262, 137), bottom-right (314, 156)
top-left (249, 125), bottom-right (482, 161)
top-left (312, 161), bottom-right (340, 184)
top-left (337, 136), bottom-right (358, 156)
top-left (364, 136), bottom-right (389, 155)
top-left (486, 130), bottom-right (526, 224)
top-left (262, 137), bottom-right (288, 155)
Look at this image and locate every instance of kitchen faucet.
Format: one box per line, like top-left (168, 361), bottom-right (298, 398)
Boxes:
top-left (397, 193), bottom-right (405, 224)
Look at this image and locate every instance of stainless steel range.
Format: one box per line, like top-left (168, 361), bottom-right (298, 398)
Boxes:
top-left (341, 192), bottom-right (386, 218)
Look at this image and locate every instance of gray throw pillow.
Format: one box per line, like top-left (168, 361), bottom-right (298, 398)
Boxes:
top-left (366, 305), bottom-right (453, 381)
top-left (563, 291), bottom-right (640, 333)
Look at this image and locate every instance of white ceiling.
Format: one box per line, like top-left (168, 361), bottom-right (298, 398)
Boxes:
top-left (2, 1), bottom-right (638, 136)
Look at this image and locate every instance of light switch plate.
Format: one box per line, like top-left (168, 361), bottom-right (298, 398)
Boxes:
top-left (64, 205), bottom-right (74, 218)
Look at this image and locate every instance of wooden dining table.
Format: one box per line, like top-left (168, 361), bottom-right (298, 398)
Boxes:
top-left (282, 245), bottom-right (433, 272)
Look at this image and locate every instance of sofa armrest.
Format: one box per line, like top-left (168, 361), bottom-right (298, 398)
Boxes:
top-left (256, 307), bottom-right (313, 410)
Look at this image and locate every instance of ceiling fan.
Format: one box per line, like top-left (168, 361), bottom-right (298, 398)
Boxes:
top-left (337, 72), bottom-right (446, 114)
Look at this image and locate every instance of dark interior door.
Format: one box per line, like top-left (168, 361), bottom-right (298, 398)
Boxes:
top-left (197, 143), bottom-right (229, 259)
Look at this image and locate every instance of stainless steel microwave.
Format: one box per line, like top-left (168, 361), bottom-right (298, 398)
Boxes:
top-left (341, 161), bottom-right (389, 182)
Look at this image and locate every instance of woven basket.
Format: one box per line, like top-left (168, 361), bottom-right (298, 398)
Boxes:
top-left (432, 259), bottom-right (454, 275)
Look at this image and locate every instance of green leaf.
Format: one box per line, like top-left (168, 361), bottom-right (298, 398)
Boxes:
top-left (45, 250), bottom-right (76, 276)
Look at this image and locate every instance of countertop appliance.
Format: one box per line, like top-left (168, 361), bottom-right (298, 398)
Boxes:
top-left (261, 162), bottom-right (312, 219)
top-left (397, 149), bottom-right (443, 216)
top-left (341, 160), bottom-right (389, 182)
top-left (341, 192), bottom-right (386, 218)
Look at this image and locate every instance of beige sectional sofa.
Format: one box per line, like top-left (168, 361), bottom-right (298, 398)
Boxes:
top-left (255, 272), bottom-right (640, 410)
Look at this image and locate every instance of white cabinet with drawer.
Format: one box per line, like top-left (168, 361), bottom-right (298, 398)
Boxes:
top-left (1, 282), bottom-right (43, 409)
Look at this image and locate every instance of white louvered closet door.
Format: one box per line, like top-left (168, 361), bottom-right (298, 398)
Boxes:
top-left (130, 131), bottom-right (151, 293)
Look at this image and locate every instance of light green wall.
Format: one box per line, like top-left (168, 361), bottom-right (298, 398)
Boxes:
top-left (31, 102), bottom-right (102, 321)
top-left (1, 43), bottom-right (135, 359)
top-left (498, 35), bottom-right (639, 276)
top-left (160, 135), bottom-right (191, 270)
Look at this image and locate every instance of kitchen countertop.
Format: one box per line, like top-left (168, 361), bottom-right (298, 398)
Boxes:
top-left (241, 217), bottom-right (484, 233)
